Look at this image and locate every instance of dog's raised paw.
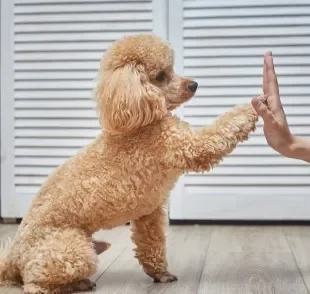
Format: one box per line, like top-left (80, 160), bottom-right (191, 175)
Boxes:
top-left (154, 272), bottom-right (178, 283)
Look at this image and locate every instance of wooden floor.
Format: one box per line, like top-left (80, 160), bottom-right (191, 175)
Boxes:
top-left (1, 224), bottom-right (310, 293)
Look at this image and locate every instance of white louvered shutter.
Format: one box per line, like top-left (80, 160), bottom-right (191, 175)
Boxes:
top-left (169, 0), bottom-right (310, 220)
top-left (1, 0), bottom-right (167, 218)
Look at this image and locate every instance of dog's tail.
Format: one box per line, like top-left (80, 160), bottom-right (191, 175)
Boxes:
top-left (0, 259), bottom-right (20, 285)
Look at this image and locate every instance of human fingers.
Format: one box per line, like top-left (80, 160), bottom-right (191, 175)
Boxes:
top-left (263, 52), bottom-right (269, 95)
top-left (251, 96), bottom-right (274, 122)
top-left (253, 94), bottom-right (268, 104)
top-left (266, 53), bottom-right (280, 98)
top-left (265, 53), bottom-right (285, 114)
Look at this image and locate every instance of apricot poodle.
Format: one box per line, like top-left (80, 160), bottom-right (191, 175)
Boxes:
top-left (0, 34), bottom-right (259, 293)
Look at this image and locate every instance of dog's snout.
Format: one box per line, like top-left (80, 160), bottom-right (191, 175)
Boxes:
top-left (188, 81), bottom-right (198, 92)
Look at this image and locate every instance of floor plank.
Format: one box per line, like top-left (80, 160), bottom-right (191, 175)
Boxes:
top-left (208, 225), bottom-right (291, 253)
top-left (94, 225), bottom-right (212, 294)
top-left (198, 251), bottom-right (308, 294)
top-left (198, 226), bottom-right (308, 294)
top-left (0, 224), bottom-right (18, 240)
top-left (0, 286), bottom-right (24, 294)
top-left (285, 226), bottom-right (310, 293)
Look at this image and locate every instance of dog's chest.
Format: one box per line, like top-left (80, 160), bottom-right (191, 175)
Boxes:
top-left (138, 168), bottom-right (181, 202)
top-left (127, 169), bottom-right (181, 217)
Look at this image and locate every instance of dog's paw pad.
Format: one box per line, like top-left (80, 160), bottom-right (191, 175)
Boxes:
top-left (154, 272), bottom-right (178, 283)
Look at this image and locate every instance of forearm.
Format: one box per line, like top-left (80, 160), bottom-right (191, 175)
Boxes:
top-left (197, 104), bottom-right (258, 167)
top-left (163, 104), bottom-right (258, 172)
top-left (285, 137), bottom-right (310, 163)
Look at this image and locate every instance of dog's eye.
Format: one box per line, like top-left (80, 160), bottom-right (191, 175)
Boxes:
top-left (156, 71), bottom-right (165, 82)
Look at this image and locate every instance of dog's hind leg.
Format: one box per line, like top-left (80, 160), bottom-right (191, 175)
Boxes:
top-left (0, 259), bottom-right (22, 286)
top-left (93, 240), bottom-right (111, 255)
top-left (131, 204), bottom-right (177, 283)
top-left (22, 228), bottom-right (97, 294)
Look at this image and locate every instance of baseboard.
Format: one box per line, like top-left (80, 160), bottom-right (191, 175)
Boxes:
top-left (169, 219), bottom-right (310, 226)
top-left (2, 218), bottom-right (310, 226)
top-left (0, 218), bottom-right (22, 224)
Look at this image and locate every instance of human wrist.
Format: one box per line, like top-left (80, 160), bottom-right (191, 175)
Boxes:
top-left (283, 136), bottom-right (310, 162)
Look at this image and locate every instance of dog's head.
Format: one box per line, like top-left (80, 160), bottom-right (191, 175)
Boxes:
top-left (94, 34), bottom-right (198, 133)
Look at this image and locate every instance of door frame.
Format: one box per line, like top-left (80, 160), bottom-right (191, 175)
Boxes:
top-left (1, 0), bottom-right (16, 218)
top-left (167, 0), bottom-right (185, 220)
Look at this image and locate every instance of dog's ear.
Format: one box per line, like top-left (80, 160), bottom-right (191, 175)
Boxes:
top-left (94, 64), bottom-right (167, 133)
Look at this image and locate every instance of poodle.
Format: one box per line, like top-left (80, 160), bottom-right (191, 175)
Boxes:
top-left (0, 34), bottom-right (259, 293)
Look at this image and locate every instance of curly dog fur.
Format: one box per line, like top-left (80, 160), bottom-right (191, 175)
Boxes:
top-left (0, 34), bottom-right (259, 293)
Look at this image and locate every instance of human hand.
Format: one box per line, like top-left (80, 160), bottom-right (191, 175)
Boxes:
top-left (251, 51), bottom-right (295, 157)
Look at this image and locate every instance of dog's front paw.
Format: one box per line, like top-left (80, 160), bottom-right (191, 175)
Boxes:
top-left (153, 272), bottom-right (178, 283)
top-left (237, 103), bottom-right (260, 132)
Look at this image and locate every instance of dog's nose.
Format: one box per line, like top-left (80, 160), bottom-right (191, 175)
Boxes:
top-left (188, 81), bottom-right (198, 92)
